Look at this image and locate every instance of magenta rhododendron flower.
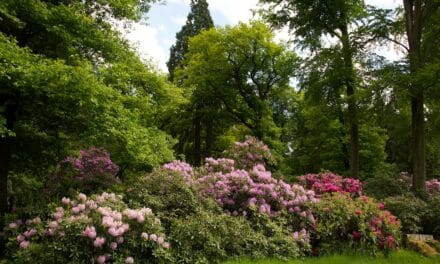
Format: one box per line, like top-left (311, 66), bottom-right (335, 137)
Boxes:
top-left (298, 173), bottom-right (362, 195)
top-left (426, 179), bottom-right (440, 193)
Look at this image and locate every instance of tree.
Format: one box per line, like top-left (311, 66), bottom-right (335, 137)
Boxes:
top-left (0, 0), bottom-right (175, 232)
top-left (259, 0), bottom-right (394, 178)
top-left (166, 0), bottom-right (213, 166)
top-left (166, 0), bottom-right (214, 82)
top-left (401, 0), bottom-right (440, 193)
top-left (176, 22), bottom-right (297, 163)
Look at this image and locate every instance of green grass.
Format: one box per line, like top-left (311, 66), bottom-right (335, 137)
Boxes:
top-left (223, 250), bottom-right (440, 264)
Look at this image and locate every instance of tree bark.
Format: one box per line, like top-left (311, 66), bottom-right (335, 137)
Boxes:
top-left (193, 111), bottom-right (202, 166)
top-left (403, 0), bottom-right (426, 194)
top-left (340, 24), bottom-right (360, 178)
top-left (0, 103), bottom-right (15, 235)
top-left (204, 119), bottom-right (213, 158)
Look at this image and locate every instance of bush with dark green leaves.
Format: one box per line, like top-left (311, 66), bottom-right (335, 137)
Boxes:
top-left (383, 194), bottom-right (428, 234)
top-left (423, 194), bottom-right (440, 239)
top-left (124, 168), bottom-right (202, 229)
top-left (311, 193), bottom-right (401, 256)
top-left (363, 172), bottom-right (410, 199)
top-left (169, 210), bottom-right (300, 263)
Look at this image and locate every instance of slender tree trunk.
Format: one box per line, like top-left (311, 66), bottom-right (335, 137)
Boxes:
top-left (194, 111), bottom-right (202, 166)
top-left (411, 93), bottom-right (425, 192)
top-left (204, 120), bottom-right (213, 158)
top-left (341, 24), bottom-right (360, 178)
top-left (0, 103), bottom-right (15, 255)
top-left (0, 136), bottom-right (11, 231)
top-left (403, 0), bottom-right (426, 194)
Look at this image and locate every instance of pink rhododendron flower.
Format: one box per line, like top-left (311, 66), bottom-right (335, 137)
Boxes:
top-left (16, 235), bottom-right (25, 243)
top-left (19, 240), bottom-right (30, 249)
top-left (125, 257), bottom-right (134, 264)
top-left (97, 255), bottom-right (106, 264)
top-left (93, 237), bottom-right (106, 248)
top-left (110, 242), bottom-right (118, 250)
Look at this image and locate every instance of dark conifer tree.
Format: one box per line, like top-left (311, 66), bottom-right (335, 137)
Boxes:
top-left (167, 0), bottom-right (214, 82)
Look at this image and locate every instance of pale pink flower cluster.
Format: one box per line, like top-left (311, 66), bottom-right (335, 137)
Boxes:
top-left (7, 192), bottom-right (170, 263)
top-left (204, 158), bottom-right (235, 173)
top-left (83, 226), bottom-right (97, 239)
top-left (8, 217), bottom-right (41, 249)
top-left (163, 160), bottom-right (194, 183)
top-left (224, 136), bottom-right (275, 170)
top-left (292, 228), bottom-right (310, 244)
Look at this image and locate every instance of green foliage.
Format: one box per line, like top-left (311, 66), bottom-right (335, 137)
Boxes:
top-left (424, 194), bottom-right (440, 239)
top-left (167, 0), bottom-right (214, 81)
top-left (383, 194), bottom-right (427, 234)
top-left (3, 193), bottom-right (172, 263)
top-left (124, 168), bottom-right (202, 228)
top-left (311, 193), bottom-right (401, 256)
top-left (176, 21), bottom-right (297, 164)
top-left (363, 166), bottom-right (411, 199)
top-left (169, 210), bottom-right (299, 264)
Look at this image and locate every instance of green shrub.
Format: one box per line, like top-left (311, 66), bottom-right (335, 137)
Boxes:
top-left (3, 193), bottom-right (172, 264)
top-left (169, 210), bottom-right (300, 263)
top-left (363, 168), bottom-right (410, 199)
top-left (383, 194), bottom-right (428, 234)
top-left (424, 194), bottom-right (440, 239)
top-left (124, 168), bottom-right (204, 228)
top-left (311, 193), bottom-right (401, 255)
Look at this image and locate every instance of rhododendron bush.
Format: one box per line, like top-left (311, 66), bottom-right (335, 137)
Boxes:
top-left (161, 137), bottom-right (404, 257)
top-left (48, 147), bottom-right (120, 195)
top-left (224, 136), bottom-right (276, 170)
top-left (298, 173), bottom-right (362, 195)
top-left (163, 138), bottom-right (319, 254)
top-left (426, 179), bottom-right (440, 194)
top-left (4, 193), bottom-right (171, 263)
top-left (311, 193), bottom-right (401, 255)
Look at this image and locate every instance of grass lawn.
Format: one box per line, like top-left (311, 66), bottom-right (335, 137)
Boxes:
top-left (223, 250), bottom-right (440, 264)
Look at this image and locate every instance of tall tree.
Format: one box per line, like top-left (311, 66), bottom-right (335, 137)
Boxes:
top-left (167, 0), bottom-right (214, 82)
top-left (259, 0), bottom-right (392, 178)
top-left (401, 0), bottom-right (440, 193)
top-left (0, 0), bottom-right (175, 233)
top-left (166, 0), bottom-right (213, 166)
top-left (177, 22), bottom-right (297, 162)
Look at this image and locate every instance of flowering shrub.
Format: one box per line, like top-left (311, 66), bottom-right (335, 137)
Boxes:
top-left (311, 192), bottom-right (401, 255)
top-left (197, 163), bottom-right (318, 219)
top-left (426, 179), bottom-right (440, 194)
top-left (383, 194), bottom-right (428, 234)
top-left (125, 168), bottom-right (201, 228)
top-left (298, 173), bottom-right (362, 196)
top-left (196, 157), bottom-right (318, 254)
top-left (169, 210), bottom-right (300, 263)
top-left (163, 160), bottom-right (194, 183)
top-left (204, 157), bottom-right (235, 174)
top-left (4, 192), bottom-right (171, 263)
top-left (224, 136), bottom-right (276, 170)
top-left (49, 147), bottom-right (119, 195)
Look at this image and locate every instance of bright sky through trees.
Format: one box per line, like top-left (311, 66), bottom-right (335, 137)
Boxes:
top-left (121, 0), bottom-right (400, 71)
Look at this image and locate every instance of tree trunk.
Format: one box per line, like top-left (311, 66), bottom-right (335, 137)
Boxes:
top-left (0, 103), bottom-right (15, 238)
top-left (411, 93), bottom-right (425, 192)
top-left (204, 119), bottom-right (213, 158)
top-left (0, 136), bottom-right (11, 231)
top-left (341, 24), bottom-right (360, 178)
top-left (403, 0), bottom-right (426, 194)
top-left (194, 111), bottom-right (202, 166)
